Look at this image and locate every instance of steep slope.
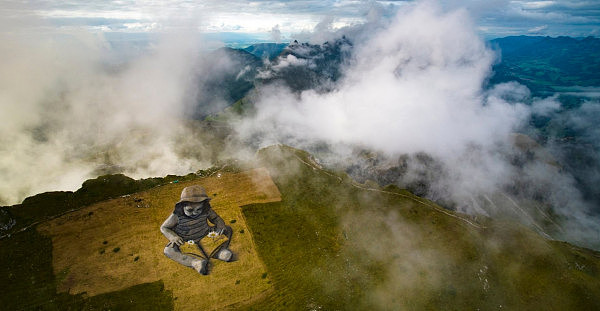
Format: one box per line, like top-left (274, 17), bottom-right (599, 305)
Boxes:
top-left (341, 134), bottom-right (568, 243)
top-left (193, 47), bottom-right (263, 118)
top-left (256, 38), bottom-right (352, 93)
top-left (243, 145), bottom-right (600, 310)
top-left (243, 43), bottom-right (288, 60)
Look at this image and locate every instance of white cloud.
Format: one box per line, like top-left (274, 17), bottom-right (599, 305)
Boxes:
top-left (235, 1), bottom-right (600, 249)
top-left (0, 20), bottom-right (240, 204)
top-left (36, 9), bottom-right (147, 20)
top-left (518, 1), bottom-right (558, 9)
top-left (2, 0), bottom-right (599, 38)
top-left (270, 24), bottom-right (282, 42)
top-left (240, 2), bottom-right (526, 156)
top-left (527, 24), bottom-right (549, 32)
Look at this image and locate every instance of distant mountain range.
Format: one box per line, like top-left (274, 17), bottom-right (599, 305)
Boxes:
top-left (200, 35), bottom-right (600, 217)
top-left (231, 36), bottom-right (600, 237)
top-left (206, 35), bottom-right (600, 112)
top-left (195, 38), bottom-right (353, 114)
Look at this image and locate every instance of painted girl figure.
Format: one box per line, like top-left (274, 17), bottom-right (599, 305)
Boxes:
top-left (161, 185), bottom-right (233, 275)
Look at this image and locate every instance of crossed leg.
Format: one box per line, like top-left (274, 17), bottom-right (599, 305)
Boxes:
top-left (163, 244), bottom-right (202, 268)
top-left (163, 225), bottom-right (234, 273)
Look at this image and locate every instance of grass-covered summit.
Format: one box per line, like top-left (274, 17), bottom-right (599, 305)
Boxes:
top-left (1, 145), bottom-right (599, 310)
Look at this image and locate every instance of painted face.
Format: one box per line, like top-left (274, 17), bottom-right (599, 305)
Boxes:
top-left (183, 201), bottom-right (207, 217)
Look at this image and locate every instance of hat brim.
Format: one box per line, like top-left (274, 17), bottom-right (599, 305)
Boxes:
top-left (176, 196), bottom-right (210, 205)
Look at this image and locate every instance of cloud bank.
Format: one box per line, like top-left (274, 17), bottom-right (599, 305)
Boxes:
top-left (0, 19), bottom-right (240, 205)
top-left (236, 1), bottom-right (600, 248)
top-left (240, 2), bottom-right (526, 155)
top-left (3, 0), bottom-right (598, 38)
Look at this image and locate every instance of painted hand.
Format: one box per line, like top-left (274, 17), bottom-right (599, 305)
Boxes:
top-left (169, 236), bottom-right (184, 246)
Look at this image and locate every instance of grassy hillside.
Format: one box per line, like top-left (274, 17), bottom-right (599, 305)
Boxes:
top-left (1, 166), bottom-right (280, 310)
top-left (1, 145), bottom-right (600, 310)
top-left (242, 145), bottom-right (600, 310)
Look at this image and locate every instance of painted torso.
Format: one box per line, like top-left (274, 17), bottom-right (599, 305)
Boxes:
top-left (173, 212), bottom-right (210, 241)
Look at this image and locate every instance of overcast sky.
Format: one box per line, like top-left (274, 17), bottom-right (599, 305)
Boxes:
top-left (1, 0), bottom-right (599, 41)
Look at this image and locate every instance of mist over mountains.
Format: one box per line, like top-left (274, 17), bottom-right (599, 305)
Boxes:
top-left (232, 6), bottom-right (600, 249)
top-left (1, 2), bottom-right (600, 250)
top-left (192, 47), bottom-right (262, 118)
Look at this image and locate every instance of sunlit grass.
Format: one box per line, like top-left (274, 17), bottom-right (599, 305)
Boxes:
top-left (1, 145), bottom-right (600, 310)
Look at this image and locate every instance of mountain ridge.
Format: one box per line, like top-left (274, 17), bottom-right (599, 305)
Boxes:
top-left (3, 145), bottom-right (600, 310)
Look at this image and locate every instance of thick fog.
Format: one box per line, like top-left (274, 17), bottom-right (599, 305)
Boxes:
top-left (0, 19), bottom-right (238, 205)
top-left (235, 2), bottom-right (600, 249)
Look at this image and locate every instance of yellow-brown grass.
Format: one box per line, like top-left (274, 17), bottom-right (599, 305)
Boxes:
top-left (38, 168), bottom-right (281, 310)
